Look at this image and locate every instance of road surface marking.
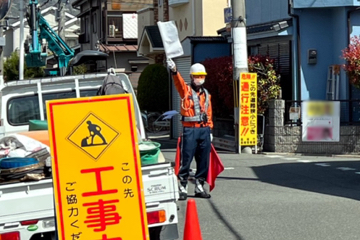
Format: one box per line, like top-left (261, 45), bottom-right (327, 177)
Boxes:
top-left (315, 163), bottom-right (330, 167)
top-left (224, 167), bottom-right (235, 170)
top-left (336, 167), bottom-right (356, 171)
top-left (355, 172), bottom-right (360, 175)
top-left (297, 160), bottom-right (311, 163)
top-left (284, 158), bottom-right (299, 160)
top-left (264, 155), bottom-right (283, 158)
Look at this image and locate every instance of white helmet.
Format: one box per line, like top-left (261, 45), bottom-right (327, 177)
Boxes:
top-left (190, 63), bottom-right (207, 76)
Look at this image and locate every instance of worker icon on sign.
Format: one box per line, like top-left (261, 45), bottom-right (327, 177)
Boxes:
top-left (81, 121), bottom-right (107, 147)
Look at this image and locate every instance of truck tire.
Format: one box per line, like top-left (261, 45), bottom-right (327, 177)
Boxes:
top-left (149, 226), bottom-right (162, 240)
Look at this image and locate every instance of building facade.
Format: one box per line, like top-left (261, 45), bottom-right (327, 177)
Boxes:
top-left (72, 0), bottom-right (151, 88)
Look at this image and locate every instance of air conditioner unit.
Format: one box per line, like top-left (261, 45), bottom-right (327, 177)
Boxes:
top-left (109, 25), bottom-right (115, 37)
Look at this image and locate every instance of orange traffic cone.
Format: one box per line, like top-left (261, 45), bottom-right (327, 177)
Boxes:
top-left (183, 199), bottom-right (203, 240)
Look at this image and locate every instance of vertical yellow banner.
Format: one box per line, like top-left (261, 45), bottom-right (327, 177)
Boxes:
top-left (46, 94), bottom-right (149, 240)
top-left (240, 73), bottom-right (257, 146)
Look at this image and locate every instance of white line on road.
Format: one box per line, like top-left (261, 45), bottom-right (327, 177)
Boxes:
top-left (224, 167), bottom-right (234, 170)
top-left (315, 163), bottom-right (331, 167)
top-left (355, 172), bottom-right (360, 175)
top-left (264, 155), bottom-right (283, 158)
top-left (284, 158), bottom-right (299, 160)
top-left (337, 167), bottom-right (356, 171)
top-left (297, 160), bottom-right (311, 163)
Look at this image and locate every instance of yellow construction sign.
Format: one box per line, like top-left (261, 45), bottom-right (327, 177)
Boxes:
top-left (46, 94), bottom-right (149, 240)
top-left (240, 73), bottom-right (257, 146)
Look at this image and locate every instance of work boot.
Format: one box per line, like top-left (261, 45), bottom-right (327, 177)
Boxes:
top-left (178, 181), bottom-right (188, 201)
top-left (194, 179), bottom-right (211, 199)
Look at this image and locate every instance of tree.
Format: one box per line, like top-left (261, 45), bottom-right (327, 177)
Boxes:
top-left (4, 52), bottom-right (45, 81)
top-left (202, 55), bottom-right (281, 117)
top-left (342, 36), bottom-right (360, 88)
top-left (137, 64), bottom-right (169, 112)
top-left (248, 55), bottom-right (281, 114)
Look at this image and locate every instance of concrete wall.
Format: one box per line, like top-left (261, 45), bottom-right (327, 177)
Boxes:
top-left (264, 100), bottom-right (360, 154)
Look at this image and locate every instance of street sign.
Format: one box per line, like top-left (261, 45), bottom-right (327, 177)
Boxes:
top-left (47, 94), bottom-right (149, 240)
top-left (240, 73), bottom-right (257, 146)
top-left (224, 7), bottom-right (232, 24)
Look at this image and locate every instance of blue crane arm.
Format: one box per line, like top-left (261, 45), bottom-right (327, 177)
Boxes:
top-left (38, 14), bottom-right (74, 69)
top-left (25, 1), bottom-right (74, 75)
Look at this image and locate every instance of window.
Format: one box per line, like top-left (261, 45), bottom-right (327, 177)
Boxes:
top-left (108, 16), bottom-right (122, 38)
top-left (7, 89), bottom-right (98, 126)
top-left (93, 12), bottom-right (97, 33)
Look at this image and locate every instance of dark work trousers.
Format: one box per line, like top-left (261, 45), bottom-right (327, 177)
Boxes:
top-left (178, 126), bottom-right (211, 185)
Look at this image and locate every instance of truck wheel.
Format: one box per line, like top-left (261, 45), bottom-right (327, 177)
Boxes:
top-left (149, 226), bottom-right (162, 240)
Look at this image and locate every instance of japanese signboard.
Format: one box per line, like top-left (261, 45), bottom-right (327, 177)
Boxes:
top-left (240, 73), bottom-right (257, 146)
top-left (46, 94), bottom-right (149, 240)
top-left (302, 101), bottom-right (340, 142)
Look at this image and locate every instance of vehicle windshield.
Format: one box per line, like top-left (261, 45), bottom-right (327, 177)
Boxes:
top-left (7, 89), bottom-right (98, 126)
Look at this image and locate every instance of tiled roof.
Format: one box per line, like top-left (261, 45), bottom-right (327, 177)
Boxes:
top-left (99, 44), bottom-right (138, 52)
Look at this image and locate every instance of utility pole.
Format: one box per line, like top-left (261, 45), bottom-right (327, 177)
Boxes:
top-left (0, 21), bottom-right (4, 86)
top-left (57, 1), bottom-right (66, 40)
top-left (57, 0), bottom-right (66, 75)
top-left (19, 0), bottom-right (25, 80)
top-left (231, 0), bottom-right (248, 153)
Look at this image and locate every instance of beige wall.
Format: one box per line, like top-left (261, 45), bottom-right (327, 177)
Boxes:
top-left (169, 0), bottom-right (227, 40)
top-left (169, 1), bottom-right (194, 41)
top-left (202, 0), bottom-right (227, 36)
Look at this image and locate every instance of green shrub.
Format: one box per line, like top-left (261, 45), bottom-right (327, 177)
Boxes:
top-left (4, 52), bottom-right (45, 81)
top-left (73, 64), bottom-right (87, 75)
top-left (137, 64), bottom-right (169, 112)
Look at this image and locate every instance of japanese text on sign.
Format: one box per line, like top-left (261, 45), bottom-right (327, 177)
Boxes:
top-left (47, 94), bottom-right (149, 240)
top-left (240, 73), bottom-right (257, 146)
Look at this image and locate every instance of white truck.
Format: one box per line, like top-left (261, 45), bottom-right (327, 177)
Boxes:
top-left (0, 73), bottom-right (179, 240)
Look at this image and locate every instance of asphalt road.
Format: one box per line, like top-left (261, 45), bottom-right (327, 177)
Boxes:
top-left (153, 134), bottom-right (360, 240)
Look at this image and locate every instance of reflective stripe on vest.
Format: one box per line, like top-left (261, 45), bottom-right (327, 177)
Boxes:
top-left (182, 88), bottom-right (209, 122)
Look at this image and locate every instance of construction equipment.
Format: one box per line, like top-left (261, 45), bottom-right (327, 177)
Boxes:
top-left (24, 0), bottom-right (108, 76)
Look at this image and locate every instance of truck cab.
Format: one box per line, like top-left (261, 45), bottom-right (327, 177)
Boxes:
top-left (0, 73), bottom-right (179, 240)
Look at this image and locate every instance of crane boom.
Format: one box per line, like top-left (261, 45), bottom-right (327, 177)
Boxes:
top-left (25, 0), bottom-right (74, 76)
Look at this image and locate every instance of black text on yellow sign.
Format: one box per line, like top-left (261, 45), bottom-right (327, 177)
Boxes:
top-left (46, 94), bottom-right (149, 240)
top-left (240, 73), bottom-right (257, 146)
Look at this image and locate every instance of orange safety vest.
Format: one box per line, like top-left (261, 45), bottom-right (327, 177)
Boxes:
top-left (172, 72), bottom-right (213, 128)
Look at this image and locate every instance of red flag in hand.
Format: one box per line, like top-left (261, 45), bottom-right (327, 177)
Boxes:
top-left (174, 138), bottom-right (224, 192)
top-left (175, 137), bottom-right (181, 175)
top-left (207, 144), bottom-right (224, 192)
